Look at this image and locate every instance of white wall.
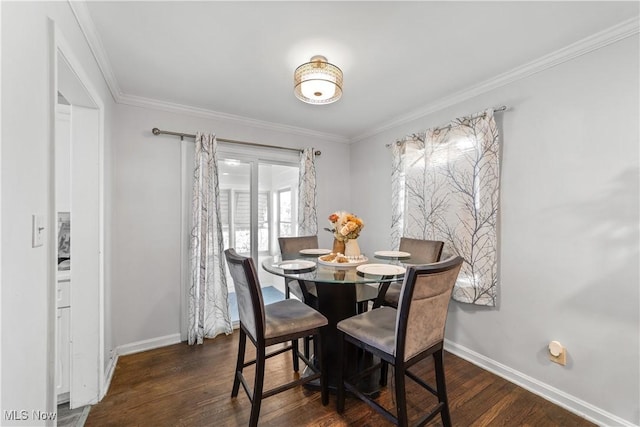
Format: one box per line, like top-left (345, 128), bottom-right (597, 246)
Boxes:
top-left (350, 36), bottom-right (639, 425)
top-left (111, 103), bottom-right (350, 349)
top-left (1, 2), bottom-right (115, 423)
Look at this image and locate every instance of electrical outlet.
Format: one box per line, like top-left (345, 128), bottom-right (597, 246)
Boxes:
top-left (548, 341), bottom-right (566, 366)
top-left (32, 214), bottom-right (45, 248)
top-left (549, 351), bottom-right (566, 365)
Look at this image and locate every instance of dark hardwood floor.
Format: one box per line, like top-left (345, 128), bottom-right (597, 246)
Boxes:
top-left (86, 333), bottom-right (594, 426)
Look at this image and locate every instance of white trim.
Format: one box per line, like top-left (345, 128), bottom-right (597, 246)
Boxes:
top-left (116, 334), bottom-right (182, 357)
top-left (350, 16), bottom-right (640, 143)
top-left (118, 92), bottom-right (349, 143)
top-left (100, 354), bottom-right (118, 400)
top-left (444, 339), bottom-right (638, 427)
top-left (0, 0), bottom-right (3, 412)
top-left (52, 20), bottom-right (106, 409)
top-left (67, 0), bottom-right (122, 103)
top-left (67, 1), bottom-right (349, 143)
top-left (47, 17), bottom-right (57, 421)
top-left (69, 5), bottom-right (637, 145)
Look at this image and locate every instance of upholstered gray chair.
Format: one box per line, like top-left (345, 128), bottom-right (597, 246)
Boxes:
top-left (224, 249), bottom-right (328, 427)
top-left (277, 235), bottom-right (321, 359)
top-left (277, 235), bottom-right (319, 301)
top-left (336, 256), bottom-right (463, 427)
top-left (374, 238), bottom-right (444, 309)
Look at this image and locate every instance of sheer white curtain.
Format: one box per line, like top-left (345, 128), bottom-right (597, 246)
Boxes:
top-left (188, 132), bottom-right (232, 344)
top-left (391, 109), bottom-right (500, 306)
top-left (298, 147), bottom-right (318, 236)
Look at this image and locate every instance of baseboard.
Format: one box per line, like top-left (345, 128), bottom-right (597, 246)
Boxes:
top-left (116, 333), bottom-right (182, 357)
top-left (444, 339), bottom-right (637, 427)
top-left (100, 353), bottom-right (118, 400)
top-left (57, 392), bottom-right (69, 405)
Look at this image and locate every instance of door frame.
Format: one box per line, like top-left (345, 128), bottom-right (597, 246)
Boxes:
top-left (49, 20), bottom-right (106, 408)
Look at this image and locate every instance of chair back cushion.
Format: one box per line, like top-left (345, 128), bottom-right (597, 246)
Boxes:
top-left (277, 236), bottom-right (319, 301)
top-left (399, 238), bottom-right (444, 264)
top-left (224, 249), bottom-right (265, 341)
top-left (278, 235), bottom-right (319, 254)
top-left (396, 256), bottom-right (463, 361)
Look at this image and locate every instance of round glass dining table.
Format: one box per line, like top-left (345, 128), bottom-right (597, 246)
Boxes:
top-left (262, 251), bottom-right (429, 394)
top-left (263, 253), bottom-right (411, 284)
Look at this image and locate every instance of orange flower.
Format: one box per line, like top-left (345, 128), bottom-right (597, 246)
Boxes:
top-left (326, 211), bottom-right (364, 240)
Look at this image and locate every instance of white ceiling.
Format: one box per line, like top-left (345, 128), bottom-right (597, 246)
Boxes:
top-left (81, 1), bottom-right (638, 142)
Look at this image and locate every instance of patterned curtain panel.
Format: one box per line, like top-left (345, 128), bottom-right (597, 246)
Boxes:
top-left (391, 109), bottom-right (500, 306)
top-left (298, 147), bottom-right (318, 236)
top-left (189, 133), bottom-right (232, 344)
top-left (390, 138), bottom-right (408, 251)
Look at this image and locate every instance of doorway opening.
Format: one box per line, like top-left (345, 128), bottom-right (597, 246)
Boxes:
top-left (51, 22), bottom-right (106, 411)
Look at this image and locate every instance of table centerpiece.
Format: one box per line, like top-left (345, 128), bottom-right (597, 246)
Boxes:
top-left (324, 211), bottom-right (364, 257)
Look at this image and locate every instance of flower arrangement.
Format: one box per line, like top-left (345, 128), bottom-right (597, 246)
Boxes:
top-left (324, 211), bottom-right (364, 241)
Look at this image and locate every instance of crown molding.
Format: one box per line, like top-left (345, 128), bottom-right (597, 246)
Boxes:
top-left (68, 0), bottom-right (123, 103)
top-left (350, 16), bottom-right (640, 143)
top-left (69, 0), bottom-right (637, 145)
top-left (118, 93), bottom-right (350, 143)
top-left (68, 0), bottom-right (348, 143)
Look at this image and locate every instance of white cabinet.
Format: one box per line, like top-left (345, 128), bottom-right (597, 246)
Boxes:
top-left (56, 275), bottom-right (71, 402)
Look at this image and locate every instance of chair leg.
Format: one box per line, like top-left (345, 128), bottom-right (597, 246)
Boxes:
top-left (358, 300), bottom-right (372, 313)
top-left (434, 350), bottom-right (452, 427)
top-left (316, 332), bottom-right (328, 406)
top-left (232, 328), bottom-right (247, 398)
top-left (336, 332), bottom-right (346, 414)
top-left (292, 339), bottom-right (300, 372)
top-left (394, 362), bottom-right (408, 427)
top-left (304, 336), bottom-right (311, 359)
top-left (249, 346), bottom-right (266, 427)
top-left (379, 360), bottom-right (388, 386)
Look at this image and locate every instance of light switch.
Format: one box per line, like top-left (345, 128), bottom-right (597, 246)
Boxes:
top-left (32, 214), bottom-right (45, 247)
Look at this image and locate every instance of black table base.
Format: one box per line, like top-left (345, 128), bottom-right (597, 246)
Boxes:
top-left (300, 280), bottom-right (383, 397)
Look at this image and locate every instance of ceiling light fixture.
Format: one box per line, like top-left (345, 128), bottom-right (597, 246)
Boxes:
top-left (294, 55), bottom-right (343, 105)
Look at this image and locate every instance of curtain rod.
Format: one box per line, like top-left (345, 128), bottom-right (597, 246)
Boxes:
top-left (152, 128), bottom-right (321, 156)
top-left (386, 105), bottom-right (508, 148)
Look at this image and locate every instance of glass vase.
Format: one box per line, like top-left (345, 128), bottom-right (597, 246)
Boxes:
top-left (332, 238), bottom-right (345, 254)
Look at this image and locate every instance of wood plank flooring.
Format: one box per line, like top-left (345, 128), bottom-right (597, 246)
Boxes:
top-left (86, 333), bottom-right (594, 426)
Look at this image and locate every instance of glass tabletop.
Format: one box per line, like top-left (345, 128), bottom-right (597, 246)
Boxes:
top-left (262, 252), bottom-right (430, 284)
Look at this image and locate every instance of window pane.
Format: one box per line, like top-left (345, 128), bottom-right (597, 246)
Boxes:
top-left (258, 193), bottom-right (269, 224)
top-left (279, 223), bottom-right (292, 237)
top-left (279, 190), bottom-right (292, 222)
top-left (235, 228), bottom-right (250, 254)
top-left (258, 227), bottom-right (269, 252)
top-left (235, 192), bottom-right (250, 225)
top-left (218, 191), bottom-right (229, 225)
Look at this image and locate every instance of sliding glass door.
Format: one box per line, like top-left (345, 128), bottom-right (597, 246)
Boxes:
top-left (223, 189), bottom-right (270, 256)
top-left (217, 152), bottom-right (299, 294)
top-left (180, 141), bottom-right (300, 333)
